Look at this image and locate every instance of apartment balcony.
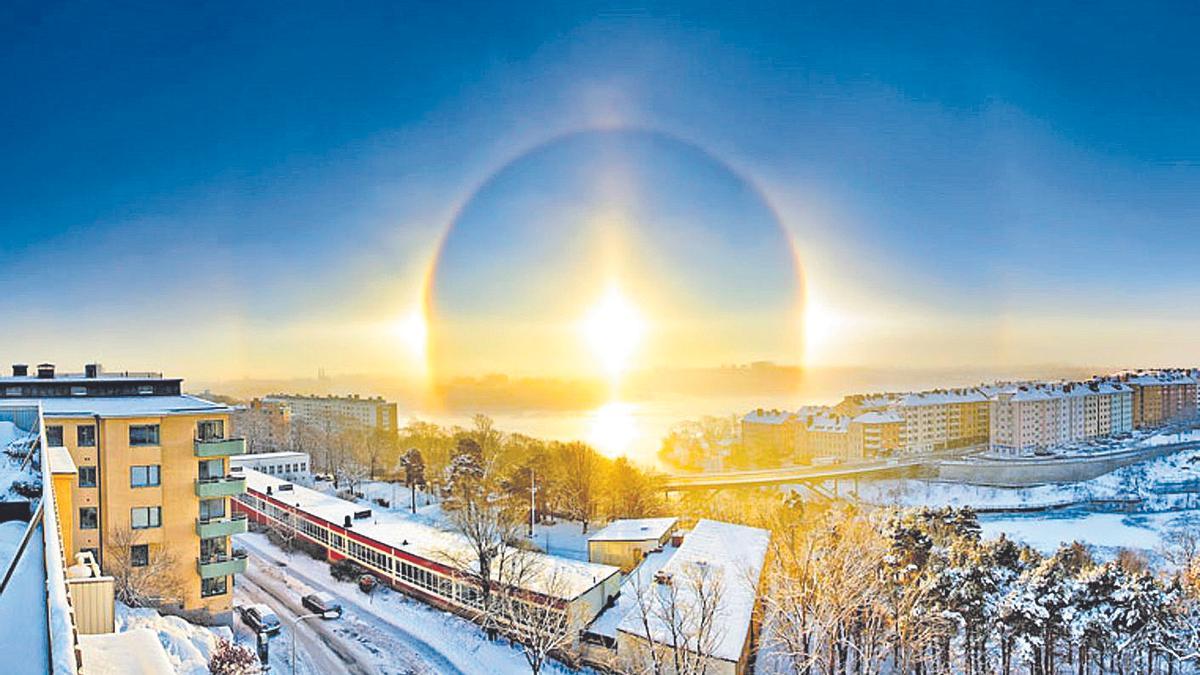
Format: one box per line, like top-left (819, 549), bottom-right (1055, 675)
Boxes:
top-left (195, 475), bottom-right (247, 498)
top-left (196, 513), bottom-right (248, 538)
top-left (196, 551), bottom-right (248, 578)
top-left (194, 437), bottom-right (248, 458)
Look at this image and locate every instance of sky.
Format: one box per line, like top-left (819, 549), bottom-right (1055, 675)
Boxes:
top-left (3, 1), bottom-right (1200, 385)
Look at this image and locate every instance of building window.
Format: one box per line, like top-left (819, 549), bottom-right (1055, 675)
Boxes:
top-left (198, 459), bottom-right (224, 480)
top-left (131, 506), bottom-right (162, 529)
top-left (77, 425), bottom-right (96, 447)
top-left (46, 425), bottom-right (64, 446)
top-left (199, 498), bottom-right (226, 521)
top-left (130, 465), bottom-right (161, 487)
top-left (131, 545), bottom-right (149, 568)
top-left (78, 466), bottom-right (97, 488)
top-left (129, 424), bottom-right (160, 446)
top-left (80, 507), bottom-right (98, 530)
top-left (201, 576), bottom-right (228, 598)
top-left (197, 420), bottom-right (225, 441)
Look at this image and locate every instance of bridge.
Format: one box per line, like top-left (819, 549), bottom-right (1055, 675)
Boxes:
top-left (660, 446), bottom-right (984, 491)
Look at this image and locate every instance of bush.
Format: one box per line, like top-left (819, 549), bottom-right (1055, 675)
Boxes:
top-left (208, 638), bottom-right (259, 674)
top-left (330, 558), bottom-right (366, 582)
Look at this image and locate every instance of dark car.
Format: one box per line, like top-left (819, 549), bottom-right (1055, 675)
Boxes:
top-left (302, 592), bottom-right (343, 617)
top-left (237, 604), bottom-right (282, 635)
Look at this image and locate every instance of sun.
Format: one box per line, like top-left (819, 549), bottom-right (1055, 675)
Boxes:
top-left (581, 285), bottom-right (646, 381)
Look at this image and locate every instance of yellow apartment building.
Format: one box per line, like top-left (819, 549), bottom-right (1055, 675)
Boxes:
top-left (5, 363), bottom-right (246, 620)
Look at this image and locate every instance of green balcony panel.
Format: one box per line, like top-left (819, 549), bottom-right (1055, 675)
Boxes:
top-left (195, 477), bottom-right (247, 498)
top-left (194, 438), bottom-right (248, 458)
top-left (196, 515), bottom-right (249, 538)
top-left (197, 555), bottom-right (247, 578)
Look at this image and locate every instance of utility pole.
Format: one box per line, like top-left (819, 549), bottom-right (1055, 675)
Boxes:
top-left (528, 469), bottom-right (538, 538)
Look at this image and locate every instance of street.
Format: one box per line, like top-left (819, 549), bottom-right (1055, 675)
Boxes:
top-left (235, 551), bottom-right (445, 674)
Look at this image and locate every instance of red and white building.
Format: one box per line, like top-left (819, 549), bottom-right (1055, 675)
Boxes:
top-left (233, 469), bottom-right (621, 632)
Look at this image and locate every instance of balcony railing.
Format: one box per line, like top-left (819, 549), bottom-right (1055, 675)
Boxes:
top-left (194, 437), bottom-right (247, 458)
top-left (195, 475), bottom-right (247, 498)
top-left (196, 513), bottom-right (249, 538)
top-left (196, 550), bottom-right (248, 578)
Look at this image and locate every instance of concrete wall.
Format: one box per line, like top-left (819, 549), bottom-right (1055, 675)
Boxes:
top-left (937, 441), bottom-right (1198, 487)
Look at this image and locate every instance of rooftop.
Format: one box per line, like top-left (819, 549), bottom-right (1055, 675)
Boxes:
top-left (615, 519), bottom-right (771, 664)
top-left (10, 395), bottom-right (231, 419)
top-left (244, 469), bottom-right (620, 601)
top-left (588, 518), bottom-right (678, 543)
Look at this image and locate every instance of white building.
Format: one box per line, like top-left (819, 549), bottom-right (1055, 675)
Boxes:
top-left (231, 451), bottom-right (312, 484)
top-left (895, 389), bottom-right (990, 454)
top-left (988, 381), bottom-right (1133, 456)
top-left (261, 393), bottom-right (399, 436)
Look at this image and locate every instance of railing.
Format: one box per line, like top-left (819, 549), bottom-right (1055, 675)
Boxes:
top-left (195, 475), bottom-right (248, 497)
top-left (193, 437), bottom-right (247, 457)
top-left (196, 513), bottom-right (249, 538)
top-left (196, 550), bottom-right (249, 578)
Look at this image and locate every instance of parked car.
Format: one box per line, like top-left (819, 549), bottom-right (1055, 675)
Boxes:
top-left (358, 574), bottom-right (378, 594)
top-left (302, 592), bottom-right (343, 617)
top-left (237, 604), bottom-right (281, 635)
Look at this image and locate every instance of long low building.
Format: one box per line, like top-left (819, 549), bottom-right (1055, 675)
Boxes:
top-left (233, 469), bottom-right (621, 631)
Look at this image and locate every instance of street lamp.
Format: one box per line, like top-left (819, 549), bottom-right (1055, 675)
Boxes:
top-left (290, 611), bottom-right (337, 673)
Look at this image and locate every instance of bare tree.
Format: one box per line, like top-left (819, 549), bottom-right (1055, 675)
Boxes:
top-left (620, 560), bottom-right (727, 675)
top-left (558, 441), bottom-right (600, 534)
top-left (493, 553), bottom-right (583, 674)
top-left (106, 526), bottom-right (182, 607)
top-left (441, 436), bottom-right (524, 632)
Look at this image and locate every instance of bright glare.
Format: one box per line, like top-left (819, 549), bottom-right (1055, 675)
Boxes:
top-left (581, 286), bottom-right (646, 380)
top-left (395, 309), bottom-right (429, 364)
top-left (587, 401), bottom-right (638, 457)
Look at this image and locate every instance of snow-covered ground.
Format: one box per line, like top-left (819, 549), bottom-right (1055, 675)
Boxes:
top-left (977, 510), bottom-right (1199, 556)
top-left (236, 531), bottom-right (585, 675)
top-left (115, 603), bottom-right (231, 675)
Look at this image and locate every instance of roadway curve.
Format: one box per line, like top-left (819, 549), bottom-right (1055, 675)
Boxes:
top-left (661, 446), bottom-right (985, 490)
top-left (238, 535), bottom-right (467, 675)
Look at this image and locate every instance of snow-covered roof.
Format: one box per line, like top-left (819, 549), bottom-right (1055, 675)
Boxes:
top-left (46, 446), bottom-right (75, 475)
top-left (1125, 372), bottom-right (1197, 386)
top-left (616, 519), bottom-right (770, 664)
top-left (806, 412), bottom-right (849, 433)
top-left (741, 409), bottom-right (794, 425)
top-left (852, 411), bottom-right (903, 424)
top-left (588, 518), bottom-right (677, 543)
top-left (78, 628), bottom-right (174, 675)
top-left (232, 451), bottom-right (310, 463)
top-left (586, 545), bottom-right (681, 640)
top-left (243, 469), bottom-right (620, 602)
top-left (898, 389), bottom-right (989, 407)
top-left (8, 395), bottom-right (231, 419)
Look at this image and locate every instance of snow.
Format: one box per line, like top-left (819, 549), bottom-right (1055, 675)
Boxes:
top-left (0, 521), bottom-right (50, 675)
top-left (6, 395), bottom-right (231, 418)
top-left (246, 468), bottom-right (621, 600)
top-left (79, 628), bottom-right (175, 674)
top-left (588, 517), bottom-right (677, 543)
top-left (238, 531), bottom-right (582, 675)
top-left (587, 544), bottom-right (680, 639)
top-left (115, 603), bottom-right (231, 675)
top-left (978, 510), bottom-right (1194, 555)
top-left (616, 519), bottom-right (770, 664)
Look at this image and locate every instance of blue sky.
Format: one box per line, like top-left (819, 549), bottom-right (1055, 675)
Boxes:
top-left (2, 1), bottom-right (1199, 378)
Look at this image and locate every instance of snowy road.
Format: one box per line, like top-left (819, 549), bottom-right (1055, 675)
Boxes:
top-left (238, 536), bottom-right (466, 675)
top-left (236, 565), bottom-right (371, 675)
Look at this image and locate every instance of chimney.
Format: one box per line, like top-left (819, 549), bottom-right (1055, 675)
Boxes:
top-left (36, 363), bottom-right (55, 379)
top-left (11, 364), bottom-right (27, 377)
top-left (84, 363), bottom-right (100, 379)
top-left (343, 515), bottom-right (353, 529)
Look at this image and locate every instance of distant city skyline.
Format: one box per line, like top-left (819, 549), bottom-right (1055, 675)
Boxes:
top-left (4, 2), bottom-right (1200, 383)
